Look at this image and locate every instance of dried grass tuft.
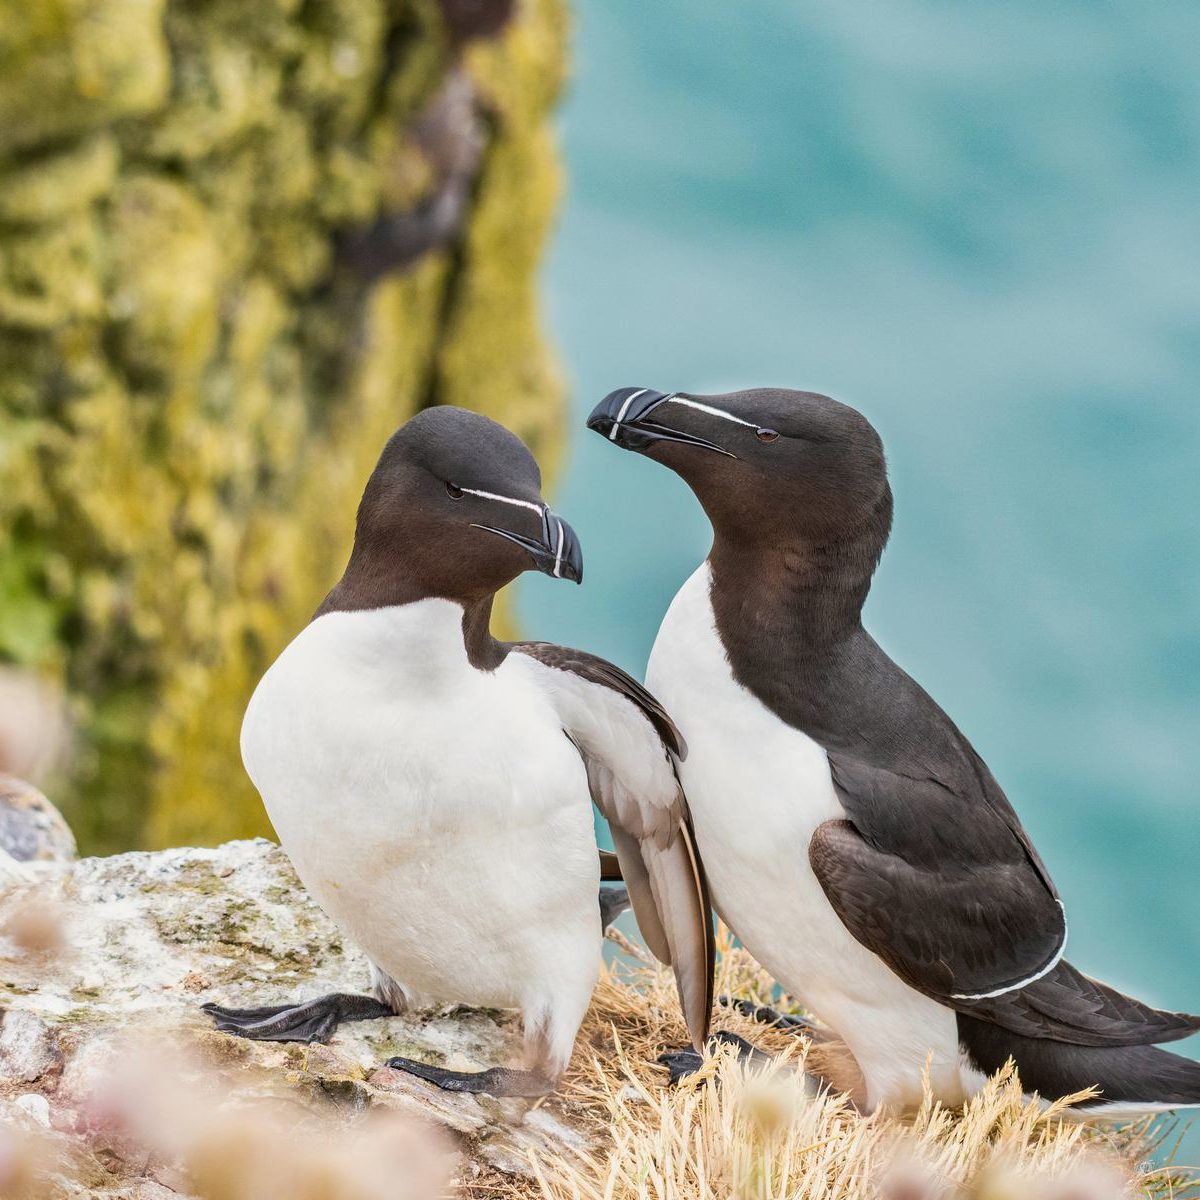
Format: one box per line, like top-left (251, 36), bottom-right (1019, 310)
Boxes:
top-left (507, 927), bottom-right (1197, 1200)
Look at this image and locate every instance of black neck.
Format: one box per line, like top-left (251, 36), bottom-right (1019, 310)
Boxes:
top-left (315, 554), bottom-right (424, 618)
top-left (460, 595), bottom-right (507, 670)
top-left (709, 491), bottom-right (890, 656)
top-left (708, 539), bottom-right (862, 652)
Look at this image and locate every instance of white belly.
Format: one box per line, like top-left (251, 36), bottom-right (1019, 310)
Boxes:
top-left (647, 564), bottom-right (964, 1110)
top-left (240, 602), bottom-right (600, 1030)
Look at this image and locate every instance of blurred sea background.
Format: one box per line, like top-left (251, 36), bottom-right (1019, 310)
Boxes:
top-left (518, 0), bottom-right (1200, 1100)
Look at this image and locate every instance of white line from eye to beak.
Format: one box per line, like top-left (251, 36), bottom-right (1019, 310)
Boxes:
top-left (552, 517), bottom-right (565, 578)
top-left (458, 486), bottom-right (544, 515)
top-left (609, 388), bottom-right (648, 441)
top-left (665, 395), bottom-right (760, 429)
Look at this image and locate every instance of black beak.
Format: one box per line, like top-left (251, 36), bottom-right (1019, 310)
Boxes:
top-left (586, 387), bottom-right (734, 457)
top-left (472, 505), bottom-right (584, 584)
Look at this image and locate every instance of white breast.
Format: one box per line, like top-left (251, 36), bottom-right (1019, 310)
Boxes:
top-left (241, 600), bottom-right (600, 1020)
top-left (647, 565), bottom-right (965, 1111)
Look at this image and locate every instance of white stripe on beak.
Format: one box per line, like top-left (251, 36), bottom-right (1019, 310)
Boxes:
top-left (609, 388), bottom-right (648, 441)
top-left (552, 517), bottom-right (565, 578)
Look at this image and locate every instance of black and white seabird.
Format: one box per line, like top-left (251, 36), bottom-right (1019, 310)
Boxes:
top-left (205, 406), bottom-right (713, 1096)
top-left (588, 385), bottom-right (1200, 1116)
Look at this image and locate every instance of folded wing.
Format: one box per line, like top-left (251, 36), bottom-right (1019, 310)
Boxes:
top-left (809, 752), bottom-right (1066, 1004)
top-left (811, 752), bottom-right (1200, 1045)
top-left (512, 641), bottom-right (714, 1049)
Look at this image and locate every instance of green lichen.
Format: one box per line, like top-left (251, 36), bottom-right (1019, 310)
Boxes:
top-left (379, 1040), bottom-right (448, 1067)
top-left (0, 0), bottom-right (568, 851)
top-left (49, 1007), bottom-right (97, 1025)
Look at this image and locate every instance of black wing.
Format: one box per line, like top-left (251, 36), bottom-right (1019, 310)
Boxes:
top-left (810, 752), bottom-right (1066, 1005)
top-left (811, 753), bottom-right (1200, 1045)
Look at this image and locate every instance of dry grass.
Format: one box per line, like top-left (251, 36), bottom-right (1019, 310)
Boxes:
top-left (475, 927), bottom-right (1197, 1200)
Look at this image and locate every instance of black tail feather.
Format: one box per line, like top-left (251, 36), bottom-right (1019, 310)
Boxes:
top-left (960, 1014), bottom-right (1200, 1109)
top-left (963, 961), bottom-right (1200, 1048)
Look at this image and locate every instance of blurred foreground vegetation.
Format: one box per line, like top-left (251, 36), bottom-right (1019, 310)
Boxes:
top-left (0, 0), bottom-right (568, 852)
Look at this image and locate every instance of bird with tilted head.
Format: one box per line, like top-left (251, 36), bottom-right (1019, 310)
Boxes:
top-left (205, 405), bottom-right (713, 1096)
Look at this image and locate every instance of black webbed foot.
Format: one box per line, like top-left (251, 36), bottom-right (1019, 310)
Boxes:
top-left (385, 1057), bottom-right (551, 1098)
top-left (658, 1029), bottom-right (774, 1085)
top-left (720, 995), bottom-right (823, 1037)
top-left (710, 1029), bottom-right (774, 1064)
top-left (203, 992), bottom-right (393, 1043)
top-left (658, 1046), bottom-right (704, 1085)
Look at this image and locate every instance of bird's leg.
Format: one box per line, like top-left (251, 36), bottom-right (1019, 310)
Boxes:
top-left (384, 1057), bottom-right (554, 1097)
top-left (720, 995), bottom-right (829, 1039)
top-left (203, 992), bottom-right (394, 1043)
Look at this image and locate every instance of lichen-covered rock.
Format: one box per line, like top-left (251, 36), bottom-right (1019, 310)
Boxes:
top-left (0, 838), bottom-right (593, 1192)
top-left (0, 0), bottom-right (568, 854)
top-left (0, 776), bottom-right (76, 864)
top-left (0, 0), bottom-right (170, 157)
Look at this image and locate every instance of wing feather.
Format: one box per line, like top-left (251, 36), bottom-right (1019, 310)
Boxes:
top-left (512, 642), bottom-right (714, 1048)
top-left (811, 757), bottom-right (1200, 1045)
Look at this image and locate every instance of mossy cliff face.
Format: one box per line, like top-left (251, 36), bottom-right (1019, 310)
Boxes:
top-left (0, 0), bottom-right (568, 852)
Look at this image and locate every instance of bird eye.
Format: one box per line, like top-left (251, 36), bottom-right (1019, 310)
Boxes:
top-left (445, 481), bottom-right (464, 499)
top-left (755, 428), bottom-right (780, 443)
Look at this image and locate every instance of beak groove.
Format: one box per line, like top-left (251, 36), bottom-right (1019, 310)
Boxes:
top-left (586, 387), bottom-right (735, 457)
top-left (471, 505), bottom-right (583, 585)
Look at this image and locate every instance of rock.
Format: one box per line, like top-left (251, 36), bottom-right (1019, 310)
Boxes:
top-left (0, 838), bottom-right (594, 1195)
top-left (437, 0), bottom-right (517, 44)
top-left (0, 776), bottom-right (77, 864)
top-left (106, 175), bottom-right (223, 386)
top-left (335, 69), bottom-right (487, 282)
top-left (13, 1091), bottom-right (52, 1126)
top-left (0, 1010), bottom-right (61, 1083)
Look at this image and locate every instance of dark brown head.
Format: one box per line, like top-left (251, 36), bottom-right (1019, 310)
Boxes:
top-left (322, 407), bottom-right (582, 616)
top-left (587, 386), bottom-right (892, 554)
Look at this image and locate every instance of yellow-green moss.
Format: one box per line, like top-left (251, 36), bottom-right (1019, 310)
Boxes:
top-left (437, 0), bottom-right (569, 472)
top-left (0, 0), bottom-right (568, 852)
top-left (0, 0), bottom-right (170, 157)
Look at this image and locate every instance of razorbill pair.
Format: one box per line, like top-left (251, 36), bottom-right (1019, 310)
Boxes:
top-left (589, 385), bottom-right (1200, 1116)
top-left (206, 407), bottom-right (713, 1097)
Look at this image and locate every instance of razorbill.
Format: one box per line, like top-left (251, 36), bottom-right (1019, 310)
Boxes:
top-left (205, 406), bottom-right (713, 1097)
top-left (588, 385), bottom-right (1200, 1115)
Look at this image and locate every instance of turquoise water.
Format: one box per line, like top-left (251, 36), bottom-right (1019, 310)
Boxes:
top-left (517, 0), bottom-right (1200, 1109)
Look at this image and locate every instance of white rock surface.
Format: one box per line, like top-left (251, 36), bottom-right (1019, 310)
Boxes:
top-left (0, 838), bottom-right (595, 1195)
top-left (0, 1009), bottom-right (62, 1082)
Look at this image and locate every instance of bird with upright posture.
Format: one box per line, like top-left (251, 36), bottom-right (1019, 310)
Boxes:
top-left (589, 385), bottom-right (1200, 1116)
top-left (205, 406), bottom-right (713, 1097)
